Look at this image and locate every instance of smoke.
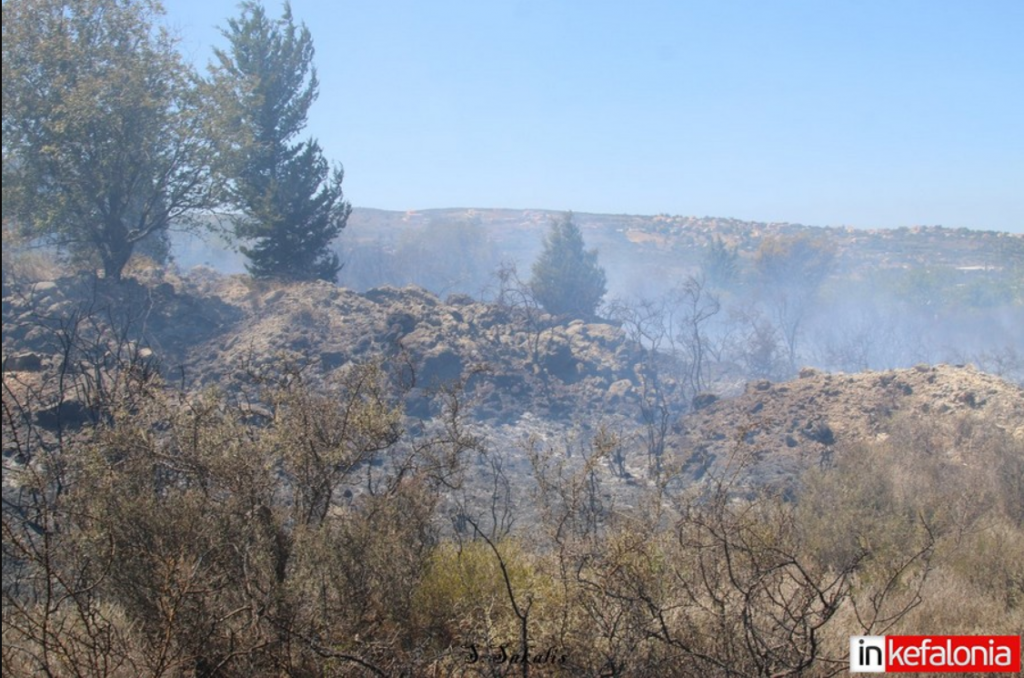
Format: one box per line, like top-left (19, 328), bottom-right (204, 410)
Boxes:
top-left (170, 230), bottom-right (247, 275)
top-left (169, 210), bottom-right (1023, 385)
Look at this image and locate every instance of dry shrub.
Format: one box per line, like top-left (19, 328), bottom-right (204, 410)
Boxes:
top-left (414, 540), bottom-right (540, 645)
top-left (5, 304), bottom-right (1022, 677)
top-left (801, 410), bottom-right (1024, 665)
top-left (3, 353), bottom-right (454, 676)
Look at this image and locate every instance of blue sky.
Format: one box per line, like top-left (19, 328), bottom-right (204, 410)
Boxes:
top-left (166, 0), bottom-right (1023, 232)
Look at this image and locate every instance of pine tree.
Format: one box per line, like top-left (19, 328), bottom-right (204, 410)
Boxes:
top-left (529, 213), bottom-right (607, 318)
top-left (209, 1), bottom-right (349, 281)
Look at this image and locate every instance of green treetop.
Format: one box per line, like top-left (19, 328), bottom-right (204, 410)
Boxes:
top-left (529, 213), bottom-right (607, 319)
top-left (2, 0), bottom-right (215, 281)
top-left (208, 1), bottom-right (350, 282)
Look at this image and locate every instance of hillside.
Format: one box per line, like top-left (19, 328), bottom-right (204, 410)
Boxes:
top-left (4, 267), bottom-right (1023, 676)
top-left (341, 207), bottom-right (1024, 287)
top-left (668, 364), bottom-right (1024, 488)
top-left (5, 270), bottom-right (1021, 488)
top-left (2, 271), bottom-right (659, 423)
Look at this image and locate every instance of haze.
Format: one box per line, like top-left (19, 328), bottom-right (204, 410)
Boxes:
top-left (166, 0), bottom-right (1023, 233)
top-left (5, 0), bottom-right (1024, 670)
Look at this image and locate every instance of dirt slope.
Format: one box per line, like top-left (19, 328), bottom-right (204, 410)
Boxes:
top-left (4, 271), bottom-right (1021, 493)
top-left (669, 364), bottom-right (1024, 486)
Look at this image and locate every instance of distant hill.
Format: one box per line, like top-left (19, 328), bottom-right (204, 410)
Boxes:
top-left (344, 206), bottom-right (1023, 271)
top-left (170, 207), bottom-right (1022, 300)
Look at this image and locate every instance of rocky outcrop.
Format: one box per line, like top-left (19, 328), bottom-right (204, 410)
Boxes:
top-left (2, 272), bottom-right (667, 425)
top-left (5, 271), bottom-right (1021, 495)
top-left (669, 363), bottom-right (1024, 485)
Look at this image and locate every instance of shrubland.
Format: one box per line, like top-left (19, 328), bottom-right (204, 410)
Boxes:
top-left (3, 303), bottom-right (1021, 676)
top-left (3, 0), bottom-right (1020, 670)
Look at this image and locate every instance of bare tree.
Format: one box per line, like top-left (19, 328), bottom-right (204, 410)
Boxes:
top-left (607, 296), bottom-right (675, 475)
top-left (753, 235), bottom-right (836, 373)
top-left (670, 274), bottom-right (721, 397)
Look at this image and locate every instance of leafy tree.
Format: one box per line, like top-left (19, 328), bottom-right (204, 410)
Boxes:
top-left (1, 0), bottom-right (215, 281)
top-left (529, 212), bottom-right (607, 318)
top-left (208, 1), bottom-right (350, 282)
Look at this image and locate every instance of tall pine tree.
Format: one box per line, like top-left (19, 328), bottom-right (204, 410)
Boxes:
top-left (209, 1), bottom-right (349, 281)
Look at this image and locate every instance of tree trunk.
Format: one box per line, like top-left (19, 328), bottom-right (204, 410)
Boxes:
top-left (101, 238), bottom-right (133, 282)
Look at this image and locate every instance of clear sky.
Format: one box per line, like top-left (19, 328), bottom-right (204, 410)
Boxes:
top-left (166, 0), bottom-right (1024, 233)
